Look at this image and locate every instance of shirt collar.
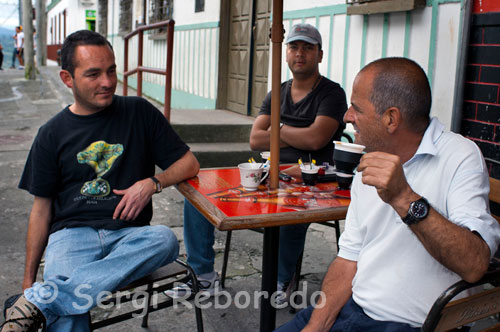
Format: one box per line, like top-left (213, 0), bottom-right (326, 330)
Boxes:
top-left (405, 117), bottom-right (444, 164)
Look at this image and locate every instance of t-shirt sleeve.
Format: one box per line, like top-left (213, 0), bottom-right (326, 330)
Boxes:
top-left (317, 84), bottom-right (347, 125)
top-left (258, 90), bottom-right (272, 116)
top-left (18, 126), bottom-right (60, 197)
top-left (145, 101), bottom-right (190, 171)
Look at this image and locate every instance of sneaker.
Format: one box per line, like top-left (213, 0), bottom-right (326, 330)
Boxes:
top-left (165, 272), bottom-right (220, 299)
top-left (18, 66), bottom-right (24, 70)
top-left (275, 281), bottom-right (290, 306)
top-left (1, 294), bottom-right (46, 332)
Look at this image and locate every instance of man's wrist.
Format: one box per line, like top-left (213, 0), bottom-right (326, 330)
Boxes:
top-left (149, 176), bottom-right (162, 194)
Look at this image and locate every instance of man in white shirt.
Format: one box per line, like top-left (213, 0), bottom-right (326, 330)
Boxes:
top-left (275, 57), bottom-right (500, 331)
top-left (15, 26), bottom-right (24, 68)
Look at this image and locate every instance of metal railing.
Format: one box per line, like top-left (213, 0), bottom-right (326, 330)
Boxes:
top-left (123, 20), bottom-right (175, 120)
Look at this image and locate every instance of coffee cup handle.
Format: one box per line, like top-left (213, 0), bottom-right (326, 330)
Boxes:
top-left (260, 170), bottom-right (269, 183)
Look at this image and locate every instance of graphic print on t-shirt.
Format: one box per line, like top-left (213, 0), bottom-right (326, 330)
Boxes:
top-left (77, 140), bottom-right (124, 197)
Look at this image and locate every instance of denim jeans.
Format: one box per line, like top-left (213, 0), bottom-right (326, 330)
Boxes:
top-left (183, 200), bottom-right (309, 283)
top-left (274, 297), bottom-right (421, 332)
top-left (24, 225), bottom-right (179, 332)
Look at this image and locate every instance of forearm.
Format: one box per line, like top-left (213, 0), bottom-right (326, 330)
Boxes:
top-left (249, 128), bottom-right (288, 151)
top-left (280, 116), bottom-right (339, 151)
top-left (390, 188), bottom-right (490, 282)
top-left (23, 197), bottom-right (52, 289)
top-left (155, 150), bottom-right (200, 189)
top-left (409, 208), bottom-right (490, 282)
top-left (303, 257), bottom-right (356, 332)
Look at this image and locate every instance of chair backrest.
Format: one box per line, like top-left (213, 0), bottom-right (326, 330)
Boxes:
top-left (421, 268), bottom-right (500, 332)
top-left (490, 177), bottom-right (500, 223)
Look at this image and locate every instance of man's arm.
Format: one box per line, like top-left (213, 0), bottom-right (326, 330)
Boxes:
top-left (23, 196), bottom-right (52, 290)
top-left (358, 152), bottom-right (491, 282)
top-left (303, 257), bottom-right (357, 332)
top-left (249, 115), bottom-right (339, 152)
top-left (113, 150), bottom-right (199, 221)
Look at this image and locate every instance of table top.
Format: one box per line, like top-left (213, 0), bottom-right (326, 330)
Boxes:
top-left (176, 166), bottom-right (351, 231)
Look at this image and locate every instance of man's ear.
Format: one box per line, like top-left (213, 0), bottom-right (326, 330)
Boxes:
top-left (383, 107), bottom-right (401, 134)
top-left (60, 70), bottom-right (73, 89)
top-left (318, 49), bottom-right (324, 63)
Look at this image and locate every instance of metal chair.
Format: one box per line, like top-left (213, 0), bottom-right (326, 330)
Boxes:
top-left (90, 258), bottom-right (204, 331)
top-left (421, 266), bottom-right (500, 331)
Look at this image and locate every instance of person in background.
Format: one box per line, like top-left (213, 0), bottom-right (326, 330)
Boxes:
top-left (275, 57), bottom-right (500, 332)
top-left (0, 42), bottom-right (4, 70)
top-left (168, 23), bottom-right (348, 306)
top-left (15, 26), bottom-right (24, 69)
top-left (0, 30), bottom-right (199, 332)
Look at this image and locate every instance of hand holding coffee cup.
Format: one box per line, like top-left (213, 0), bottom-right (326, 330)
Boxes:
top-left (238, 162), bottom-right (269, 191)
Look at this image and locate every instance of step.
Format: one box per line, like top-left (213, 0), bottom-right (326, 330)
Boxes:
top-left (188, 142), bottom-right (262, 168)
top-left (172, 124), bottom-right (252, 143)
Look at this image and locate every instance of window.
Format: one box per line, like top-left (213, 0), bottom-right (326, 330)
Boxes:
top-left (149, 0), bottom-right (173, 24)
top-left (195, 0), bottom-right (204, 13)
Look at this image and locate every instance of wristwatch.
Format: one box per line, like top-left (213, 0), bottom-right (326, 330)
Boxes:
top-left (150, 176), bottom-right (162, 193)
top-left (401, 197), bottom-right (430, 225)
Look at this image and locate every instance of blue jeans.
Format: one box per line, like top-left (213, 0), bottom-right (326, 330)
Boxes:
top-left (183, 200), bottom-right (309, 283)
top-left (24, 225), bottom-right (179, 332)
top-left (275, 297), bottom-right (421, 332)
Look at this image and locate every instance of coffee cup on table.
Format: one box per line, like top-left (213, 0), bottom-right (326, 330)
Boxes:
top-left (333, 141), bottom-right (366, 174)
top-left (301, 164), bottom-right (319, 186)
top-left (238, 162), bottom-right (269, 191)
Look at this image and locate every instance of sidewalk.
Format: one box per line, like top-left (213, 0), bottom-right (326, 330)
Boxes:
top-left (0, 66), bottom-right (340, 331)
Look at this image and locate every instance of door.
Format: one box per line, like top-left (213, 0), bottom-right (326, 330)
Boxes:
top-left (225, 0), bottom-right (271, 116)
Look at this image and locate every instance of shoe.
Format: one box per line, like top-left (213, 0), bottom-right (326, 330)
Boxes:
top-left (275, 281), bottom-right (290, 306)
top-left (1, 294), bottom-right (45, 332)
top-left (18, 66), bottom-right (24, 70)
top-left (164, 272), bottom-right (220, 299)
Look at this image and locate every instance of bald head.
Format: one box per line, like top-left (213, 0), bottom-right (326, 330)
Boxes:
top-left (360, 57), bottom-right (431, 134)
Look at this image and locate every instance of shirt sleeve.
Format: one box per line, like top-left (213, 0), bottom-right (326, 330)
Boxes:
top-left (18, 126), bottom-right (60, 197)
top-left (145, 100), bottom-right (190, 171)
top-left (316, 83), bottom-right (347, 125)
top-left (258, 90), bottom-right (272, 116)
top-left (445, 148), bottom-right (500, 258)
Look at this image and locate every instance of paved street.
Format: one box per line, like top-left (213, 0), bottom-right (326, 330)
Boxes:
top-left (0, 66), bottom-right (341, 331)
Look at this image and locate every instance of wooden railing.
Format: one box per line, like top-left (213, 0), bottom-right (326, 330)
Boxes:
top-left (123, 20), bottom-right (175, 120)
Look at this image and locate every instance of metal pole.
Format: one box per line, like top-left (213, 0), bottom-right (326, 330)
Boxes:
top-left (164, 20), bottom-right (174, 121)
top-left (137, 30), bottom-right (144, 97)
top-left (269, 0), bottom-right (283, 190)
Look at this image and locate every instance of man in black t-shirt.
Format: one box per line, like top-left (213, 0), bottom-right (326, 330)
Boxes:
top-left (1, 30), bottom-right (199, 332)
top-left (174, 24), bottom-right (347, 305)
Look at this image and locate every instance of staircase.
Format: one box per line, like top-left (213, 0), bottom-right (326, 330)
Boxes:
top-left (170, 109), bottom-right (262, 168)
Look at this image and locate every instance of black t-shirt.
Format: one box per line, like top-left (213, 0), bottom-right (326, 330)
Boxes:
top-left (259, 77), bottom-right (347, 164)
top-left (19, 95), bottom-right (189, 234)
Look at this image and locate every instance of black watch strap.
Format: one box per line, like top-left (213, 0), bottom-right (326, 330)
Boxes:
top-left (150, 176), bottom-right (162, 193)
top-left (402, 197), bottom-right (430, 225)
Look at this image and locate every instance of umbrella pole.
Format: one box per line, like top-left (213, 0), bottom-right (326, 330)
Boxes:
top-left (269, 0), bottom-right (284, 190)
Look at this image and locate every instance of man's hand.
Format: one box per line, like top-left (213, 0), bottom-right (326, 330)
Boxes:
top-left (357, 152), bottom-right (418, 216)
top-left (112, 178), bottom-right (155, 221)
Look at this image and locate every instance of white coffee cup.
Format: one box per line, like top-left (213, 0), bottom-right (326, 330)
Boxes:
top-left (238, 162), bottom-right (269, 191)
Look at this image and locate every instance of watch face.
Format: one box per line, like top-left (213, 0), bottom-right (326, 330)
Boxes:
top-left (411, 200), bottom-right (428, 218)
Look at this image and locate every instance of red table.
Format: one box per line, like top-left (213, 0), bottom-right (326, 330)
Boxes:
top-left (176, 166), bottom-right (350, 332)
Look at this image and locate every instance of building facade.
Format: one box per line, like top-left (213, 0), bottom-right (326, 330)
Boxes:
top-left (46, 0), bottom-right (97, 62)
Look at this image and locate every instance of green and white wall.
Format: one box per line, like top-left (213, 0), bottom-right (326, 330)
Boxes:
top-left (277, 0), bottom-right (464, 130)
top-left (107, 0), bottom-right (221, 109)
top-left (107, 0), bottom-right (465, 130)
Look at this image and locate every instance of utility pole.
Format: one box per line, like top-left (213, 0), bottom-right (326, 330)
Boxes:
top-left (35, 0), bottom-right (47, 66)
top-left (22, 0), bottom-right (35, 79)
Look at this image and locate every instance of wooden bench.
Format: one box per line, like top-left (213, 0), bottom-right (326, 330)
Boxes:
top-left (89, 259), bottom-right (204, 331)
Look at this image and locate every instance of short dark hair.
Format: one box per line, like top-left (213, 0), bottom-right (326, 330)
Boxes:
top-left (61, 30), bottom-right (113, 77)
top-left (363, 57), bottom-right (431, 133)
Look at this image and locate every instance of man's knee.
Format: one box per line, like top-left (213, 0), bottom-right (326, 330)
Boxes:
top-left (146, 225), bottom-right (179, 259)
